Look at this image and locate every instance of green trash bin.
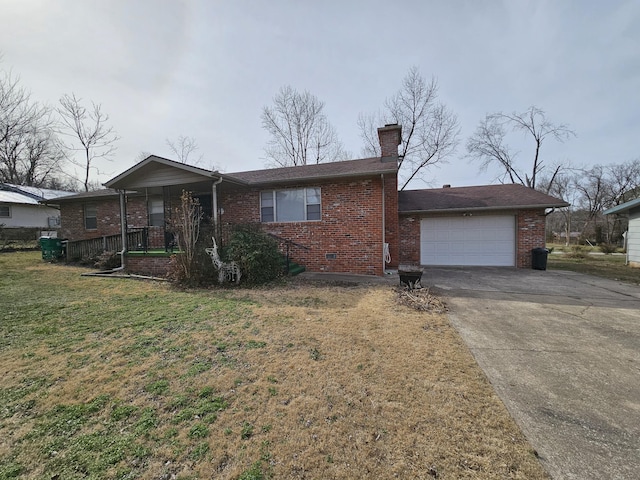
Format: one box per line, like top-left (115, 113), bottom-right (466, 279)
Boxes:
top-left (40, 236), bottom-right (64, 260)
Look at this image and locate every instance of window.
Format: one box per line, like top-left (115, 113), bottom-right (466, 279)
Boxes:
top-left (84, 204), bottom-right (97, 230)
top-left (260, 187), bottom-right (321, 222)
top-left (0, 205), bottom-right (10, 218)
top-left (149, 198), bottom-right (164, 227)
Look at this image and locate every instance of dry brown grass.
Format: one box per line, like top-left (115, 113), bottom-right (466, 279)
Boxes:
top-left (0, 252), bottom-right (549, 479)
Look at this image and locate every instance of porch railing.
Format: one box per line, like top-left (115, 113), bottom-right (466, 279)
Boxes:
top-left (65, 229), bottom-right (146, 261)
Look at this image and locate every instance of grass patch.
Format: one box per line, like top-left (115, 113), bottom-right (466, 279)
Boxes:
top-left (0, 251), bottom-right (549, 479)
top-left (548, 252), bottom-right (640, 285)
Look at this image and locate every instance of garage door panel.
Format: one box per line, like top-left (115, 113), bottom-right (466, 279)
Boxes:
top-left (420, 216), bottom-right (515, 266)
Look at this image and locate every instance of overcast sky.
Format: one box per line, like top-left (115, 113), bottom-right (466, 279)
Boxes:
top-left (1, 0), bottom-right (638, 189)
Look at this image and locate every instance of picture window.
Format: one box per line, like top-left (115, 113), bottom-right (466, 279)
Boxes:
top-left (260, 188), bottom-right (321, 222)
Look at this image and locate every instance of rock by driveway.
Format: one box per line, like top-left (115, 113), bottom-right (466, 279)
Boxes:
top-left (424, 267), bottom-right (640, 480)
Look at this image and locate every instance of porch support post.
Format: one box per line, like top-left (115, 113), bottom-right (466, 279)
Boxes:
top-left (119, 190), bottom-right (127, 268)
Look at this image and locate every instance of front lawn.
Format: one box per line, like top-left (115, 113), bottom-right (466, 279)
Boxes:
top-left (0, 252), bottom-right (547, 479)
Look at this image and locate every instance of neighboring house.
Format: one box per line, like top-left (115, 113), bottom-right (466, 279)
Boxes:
top-left (0, 183), bottom-right (75, 238)
top-left (55, 124), bottom-right (568, 276)
top-left (604, 198), bottom-right (640, 268)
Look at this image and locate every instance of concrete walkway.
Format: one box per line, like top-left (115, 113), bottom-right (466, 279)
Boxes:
top-left (423, 268), bottom-right (640, 480)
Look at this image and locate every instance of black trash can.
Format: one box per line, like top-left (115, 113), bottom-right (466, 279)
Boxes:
top-left (532, 247), bottom-right (549, 270)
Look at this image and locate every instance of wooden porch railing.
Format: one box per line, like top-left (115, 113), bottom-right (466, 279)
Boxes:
top-left (65, 229), bottom-right (146, 261)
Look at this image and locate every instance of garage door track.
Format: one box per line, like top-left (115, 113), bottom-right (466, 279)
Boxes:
top-left (425, 267), bottom-right (640, 480)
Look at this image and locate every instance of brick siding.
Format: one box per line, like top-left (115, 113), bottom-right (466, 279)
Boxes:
top-left (399, 215), bottom-right (421, 265)
top-left (516, 209), bottom-right (547, 268)
top-left (219, 175), bottom-right (395, 276)
top-left (125, 255), bottom-right (172, 277)
top-left (60, 195), bottom-right (172, 249)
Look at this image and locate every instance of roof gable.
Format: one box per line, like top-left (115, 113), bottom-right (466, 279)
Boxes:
top-left (399, 184), bottom-right (569, 213)
top-left (104, 155), bottom-right (222, 190)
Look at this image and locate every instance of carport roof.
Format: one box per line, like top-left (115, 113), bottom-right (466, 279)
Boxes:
top-left (603, 197), bottom-right (640, 215)
top-left (399, 184), bottom-right (569, 213)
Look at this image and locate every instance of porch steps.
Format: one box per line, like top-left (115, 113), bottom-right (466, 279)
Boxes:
top-left (288, 262), bottom-right (306, 276)
top-left (281, 256), bottom-right (306, 276)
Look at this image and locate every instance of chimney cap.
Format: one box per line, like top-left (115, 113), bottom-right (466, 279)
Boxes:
top-left (442, 184), bottom-right (451, 188)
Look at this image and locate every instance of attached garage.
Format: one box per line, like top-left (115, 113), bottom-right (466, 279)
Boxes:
top-left (420, 215), bottom-right (516, 266)
top-left (399, 184), bottom-right (569, 269)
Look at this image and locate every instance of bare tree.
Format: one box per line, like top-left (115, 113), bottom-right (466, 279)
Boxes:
top-left (262, 86), bottom-right (347, 167)
top-left (466, 106), bottom-right (575, 191)
top-left (606, 158), bottom-right (640, 205)
top-left (58, 93), bottom-right (119, 191)
top-left (168, 190), bottom-right (203, 285)
top-left (0, 69), bottom-right (63, 186)
top-left (166, 135), bottom-right (203, 165)
top-left (359, 67), bottom-right (460, 190)
top-left (539, 168), bottom-right (580, 245)
top-left (575, 159), bottom-right (640, 242)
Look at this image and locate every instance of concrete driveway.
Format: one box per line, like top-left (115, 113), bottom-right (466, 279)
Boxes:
top-left (424, 267), bottom-right (640, 480)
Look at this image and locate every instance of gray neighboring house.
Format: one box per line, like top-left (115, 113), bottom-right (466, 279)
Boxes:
top-left (604, 198), bottom-right (640, 267)
top-left (0, 183), bottom-right (75, 238)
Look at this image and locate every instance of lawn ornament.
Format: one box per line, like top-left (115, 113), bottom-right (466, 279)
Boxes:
top-left (205, 237), bottom-right (241, 284)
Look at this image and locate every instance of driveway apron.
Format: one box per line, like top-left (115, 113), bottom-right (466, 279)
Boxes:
top-left (425, 268), bottom-right (640, 480)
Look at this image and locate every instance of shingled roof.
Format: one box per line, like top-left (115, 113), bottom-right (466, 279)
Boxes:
top-left (399, 184), bottom-right (569, 213)
top-left (225, 157), bottom-right (397, 185)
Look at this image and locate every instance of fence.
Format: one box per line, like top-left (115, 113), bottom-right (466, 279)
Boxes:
top-left (65, 229), bottom-right (146, 261)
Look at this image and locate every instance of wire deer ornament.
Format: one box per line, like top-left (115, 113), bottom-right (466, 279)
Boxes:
top-left (205, 237), bottom-right (241, 284)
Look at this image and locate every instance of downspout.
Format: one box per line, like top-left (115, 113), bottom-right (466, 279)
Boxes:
top-left (381, 173), bottom-right (386, 275)
top-left (212, 177), bottom-right (223, 239)
top-left (116, 189), bottom-right (127, 271)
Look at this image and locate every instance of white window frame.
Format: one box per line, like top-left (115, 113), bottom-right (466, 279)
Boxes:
top-left (260, 187), bottom-right (321, 223)
top-left (148, 198), bottom-right (164, 227)
top-left (84, 204), bottom-right (97, 230)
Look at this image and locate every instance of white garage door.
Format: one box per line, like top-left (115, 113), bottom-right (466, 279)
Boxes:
top-left (420, 216), bottom-right (516, 266)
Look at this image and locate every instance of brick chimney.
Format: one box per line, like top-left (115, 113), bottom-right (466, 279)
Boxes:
top-left (377, 123), bottom-right (402, 162)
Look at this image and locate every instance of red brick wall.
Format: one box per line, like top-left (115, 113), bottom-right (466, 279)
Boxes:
top-left (219, 175), bottom-right (392, 275)
top-left (60, 195), bottom-right (170, 249)
top-left (399, 209), bottom-right (547, 268)
top-left (378, 125), bottom-right (402, 158)
top-left (399, 215), bottom-right (420, 265)
top-left (60, 197), bottom-right (122, 240)
top-left (517, 209), bottom-right (547, 268)
top-left (125, 255), bottom-right (172, 277)
top-left (383, 173), bottom-right (399, 268)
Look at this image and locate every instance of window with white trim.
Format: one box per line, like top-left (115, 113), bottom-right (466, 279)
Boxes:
top-left (260, 187), bottom-right (321, 222)
top-left (84, 204), bottom-right (97, 230)
top-left (0, 204), bottom-right (10, 218)
top-left (148, 198), bottom-right (164, 227)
